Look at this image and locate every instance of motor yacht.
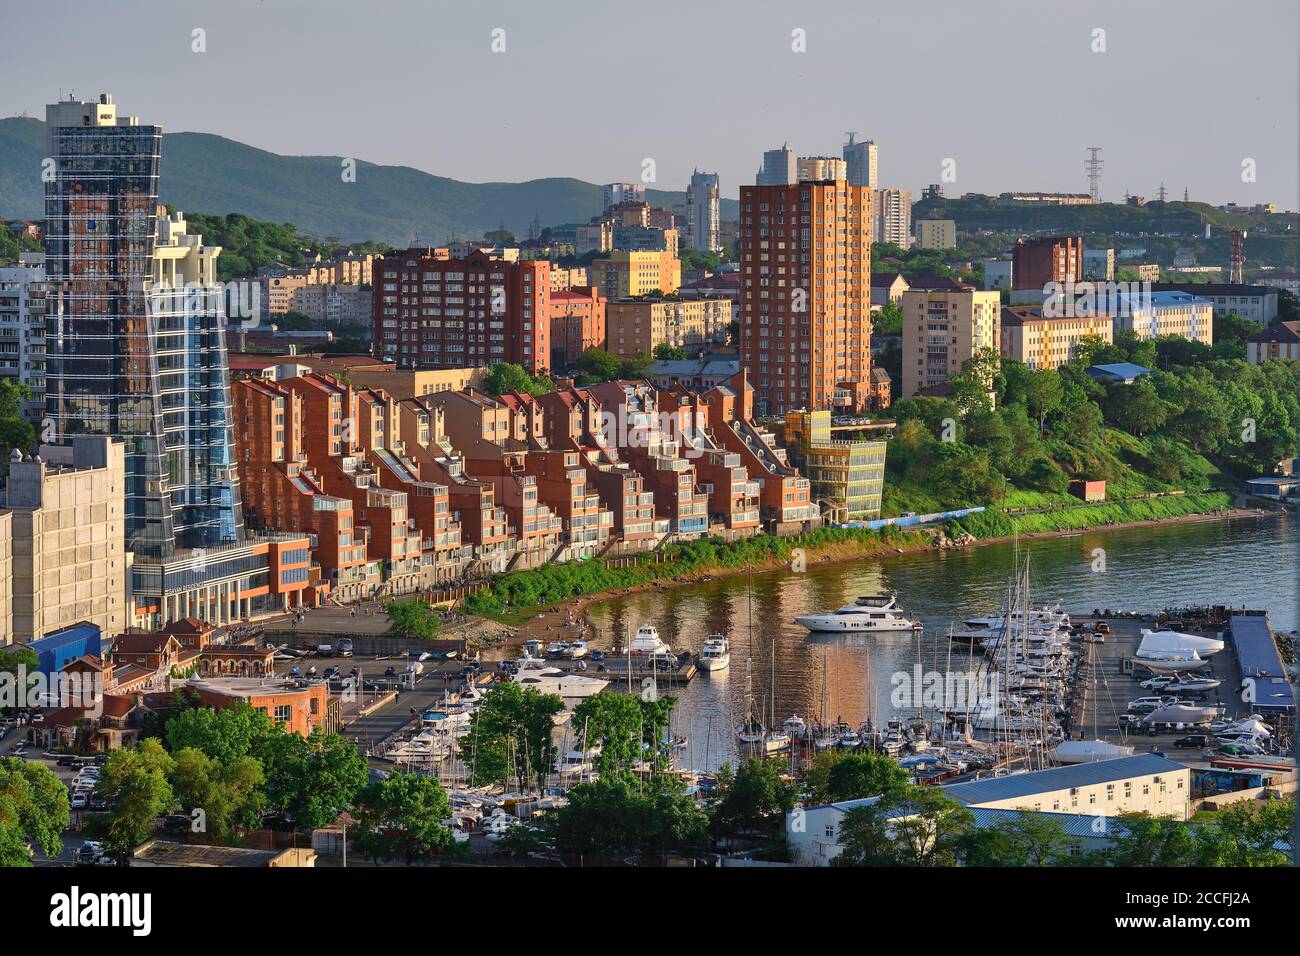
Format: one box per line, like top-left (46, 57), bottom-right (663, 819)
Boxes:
top-left (699, 635), bottom-right (730, 671)
top-left (795, 594), bottom-right (920, 634)
top-left (627, 624), bottom-right (671, 655)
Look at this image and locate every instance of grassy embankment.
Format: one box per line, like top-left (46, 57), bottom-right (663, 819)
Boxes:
top-left (463, 490), bottom-right (1235, 624)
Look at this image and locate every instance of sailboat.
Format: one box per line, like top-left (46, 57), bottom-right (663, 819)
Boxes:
top-left (736, 658), bottom-right (765, 745)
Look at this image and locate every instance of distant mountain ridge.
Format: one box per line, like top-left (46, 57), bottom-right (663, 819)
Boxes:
top-left (0, 116), bottom-right (738, 245)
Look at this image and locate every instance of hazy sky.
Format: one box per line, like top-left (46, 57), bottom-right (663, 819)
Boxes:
top-left (4, 0), bottom-right (1297, 208)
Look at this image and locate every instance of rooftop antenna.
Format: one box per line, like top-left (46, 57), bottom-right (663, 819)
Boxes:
top-left (845, 131), bottom-right (857, 146)
top-left (1085, 147), bottom-right (1104, 201)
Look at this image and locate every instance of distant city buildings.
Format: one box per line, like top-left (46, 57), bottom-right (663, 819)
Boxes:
top-left (0, 253), bottom-right (47, 421)
top-left (1012, 236), bottom-right (1083, 293)
top-left (1082, 247), bottom-right (1115, 281)
top-left (756, 143), bottom-right (797, 186)
top-left (873, 188), bottom-right (912, 248)
top-left (901, 278), bottom-right (1001, 398)
top-left (588, 249), bottom-right (681, 299)
top-left (915, 219), bottom-right (956, 249)
top-left (605, 296), bottom-right (730, 359)
top-left (842, 134), bottom-right (878, 189)
top-left (1151, 283), bottom-right (1278, 325)
top-left (683, 170), bottom-right (722, 252)
top-left (602, 182), bottom-right (645, 209)
top-left (981, 258), bottom-right (1013, 291)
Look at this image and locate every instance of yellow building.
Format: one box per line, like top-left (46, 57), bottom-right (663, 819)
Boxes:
top-left (605, 297), bottom-right (731, 359)
top-left (1000, 307), bottom-right (1114, 370)
top-left (916, 219), bottom-right (956, 249)
top-left (783, 410), bottom-right (887, 522)
top-left (589, 250), bottom-right (681, 299)
top-left (901, 280), bottom-right (1001, 398)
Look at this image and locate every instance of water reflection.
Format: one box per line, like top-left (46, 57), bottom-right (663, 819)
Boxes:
top-left (584, 514), bottom-right (1297, 771)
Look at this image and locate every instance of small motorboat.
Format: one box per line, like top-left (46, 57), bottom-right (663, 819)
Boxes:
top-left (699, 635), bottom-right (731, 671)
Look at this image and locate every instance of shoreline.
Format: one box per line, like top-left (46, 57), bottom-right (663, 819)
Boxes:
top-left (493, 505), bottom-right (1279, 654)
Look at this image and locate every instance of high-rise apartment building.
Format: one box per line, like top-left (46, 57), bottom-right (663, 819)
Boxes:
top-left (739, 174), bottom-right (874, 416)
top-left (44, 96), bottom-right (242, 558)
top-left (684, 170), bottom-right (721, 252)
top-left (901, 279), bottom-right (1001, 398)
top-left (0, 254), bottom-right (47, 421)
top-left (843, 134), bottom-right (878, 189)
top-left (756, 144), bottom-right (797, 186)
top-left (873, 188), bottom-right (912, 247)
top-left (915, 219), bottom-right (957, 250)
top-left (797, 157), bottom-right (847, 183)
top-left (372, 248), bottom-right (551, 375)
top-left (43, 94), bottom-right (308, 630)
top-left (602, 182), bottom-right (645, 209)
top-left (548, 286), bottom-right (606, 370)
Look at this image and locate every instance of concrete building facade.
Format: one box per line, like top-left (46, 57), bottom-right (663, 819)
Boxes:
top-left (901, 280), bottom-right (1001, 398)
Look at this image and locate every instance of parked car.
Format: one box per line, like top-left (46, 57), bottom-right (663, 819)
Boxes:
top-left (1174, 734), bottom-right (1211, 749)
top-left (1095, 622), bottom-right (1111, 634)
top-left (70, 791), bottom-right (88, 810)
top-left (75, 841), bottom-right (109, 866)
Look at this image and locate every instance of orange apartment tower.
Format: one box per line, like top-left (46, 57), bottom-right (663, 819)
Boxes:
top-left (739, 175), bottom-right (874, 416)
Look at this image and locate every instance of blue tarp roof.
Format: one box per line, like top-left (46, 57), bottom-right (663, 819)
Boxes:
top-left (1230, 615), bottom-right (1295, 714)
top-left (941, 754), bottom-right (1185, 805)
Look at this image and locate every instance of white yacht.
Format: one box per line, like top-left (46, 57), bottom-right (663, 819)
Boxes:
top-left (782, 715), bottom-right (808, 739)
top-left (963, 605), bottom-right (1070, 630)
top-left (795, 594), bottom-right (920, 634)
top-left (699, 635), bottom-right (730, 671)
top-left (511, 659), bottom-right (609, 699)
top-left (627, 624), bottom-right (671, 655)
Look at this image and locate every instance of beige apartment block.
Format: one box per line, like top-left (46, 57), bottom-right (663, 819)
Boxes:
top-left (915, 219), bottom-right (956, 249)
top-left (588, 250), bottom-right (682, 298)
top-left (902, 281), bottom-right (1001, 398)
top-left (605, 297), bottom-right (731, 359)
top-left (1000, 308), bottom-right (1114, 370)
top-left (6, 436), bottom-right (127, 642)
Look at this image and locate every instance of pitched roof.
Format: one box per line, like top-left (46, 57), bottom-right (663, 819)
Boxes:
top-left (1246, 321), bottom-right (1300, 344)
top-left (111, 633), bottom-right (179, 655)
top-left (904, 275), bottom-right (972, 292)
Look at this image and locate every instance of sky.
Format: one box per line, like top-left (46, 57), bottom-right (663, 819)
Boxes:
top-left (3, 0), bottom-right (1298, 208)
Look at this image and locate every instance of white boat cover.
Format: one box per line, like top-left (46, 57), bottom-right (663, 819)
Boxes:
top-left (1051, 739), bottom-right (1136, 764)
top-left (1138, 629), bottom-right (1224, 657)
top-left (1141, 703), bottom-right (1219, 725)
top-left (1216, 718), bottom-right (1273, 738)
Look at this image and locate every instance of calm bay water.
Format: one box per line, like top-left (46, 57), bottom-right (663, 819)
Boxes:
top-left (583, 513), bottom-right (1298, 771)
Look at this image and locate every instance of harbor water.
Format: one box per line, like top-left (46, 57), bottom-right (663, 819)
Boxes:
top-left (582, 513), bottom-right (1298, 771)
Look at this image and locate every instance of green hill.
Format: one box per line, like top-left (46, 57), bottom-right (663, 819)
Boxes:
top-left (0, 117), bottom-right (738, 245)
top-left (915, 194), bottom-right (1299, 268)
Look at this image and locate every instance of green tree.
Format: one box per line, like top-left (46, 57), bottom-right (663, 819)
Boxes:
top-left (834, 785), bottom-right (973, 867)
top-left (1194, 799), bottom-right (1293, 866)
top-left (350, 773), bottom-right (458, 864)
top-left (0, 757), bottom-right (71, 865)
top-left (552, 776), bottom-right (707, 858)
top-left (956, 809), bottom-right (1073, 865)
top-left (803, 750), bottom-right (910, 806)
top-left (1095, 812), bottom-right (1198, 866)
top-left (461, 682), bottom-right (565, 791)
top-left (652, 343), bottom-right (687, 361)
top-left (482, 363), bottom-right (555, 397)
top-left (711, 757), bottom-right (797, 837)
top-left (575, 348), bottom-right (624, 384)
top-left (164, 699), bottom-right (277, 763)
top-left (257, 731), bottom-right (367, 832)
top-left (97, 740), bottom-right (177, 861)
top-left (169, 748), bottom-right (266, 840)
top-left (385, 600), bottom-right (442, 642)
top-left (873, 300), bottom-right (904, 336)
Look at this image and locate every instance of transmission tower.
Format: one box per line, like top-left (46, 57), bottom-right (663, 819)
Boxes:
top-left (1085, 147), bottom-right (1104, 201)
top-left (1156, 182), bottom-right (1168, 202)
top-left (1229, 229), bottom-right (1246, 283)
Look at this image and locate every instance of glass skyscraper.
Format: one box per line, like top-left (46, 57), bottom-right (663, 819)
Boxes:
top-left (43, 94), bottom-right (241, 560)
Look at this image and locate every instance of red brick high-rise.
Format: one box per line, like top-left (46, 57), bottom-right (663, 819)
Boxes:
top-left (1012, 236), bottom-right (1083, 292)
top-left (373, 248), bottom-right (551, 374)
top-left (739, 176), bottom-right (873, 415)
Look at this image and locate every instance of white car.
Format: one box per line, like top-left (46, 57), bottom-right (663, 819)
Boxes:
top-left (70, 791), bottom-right (88, 810)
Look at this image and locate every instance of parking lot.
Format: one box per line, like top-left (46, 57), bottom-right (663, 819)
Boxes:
top-left (1073, 615), bottom-right (1248, 763)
